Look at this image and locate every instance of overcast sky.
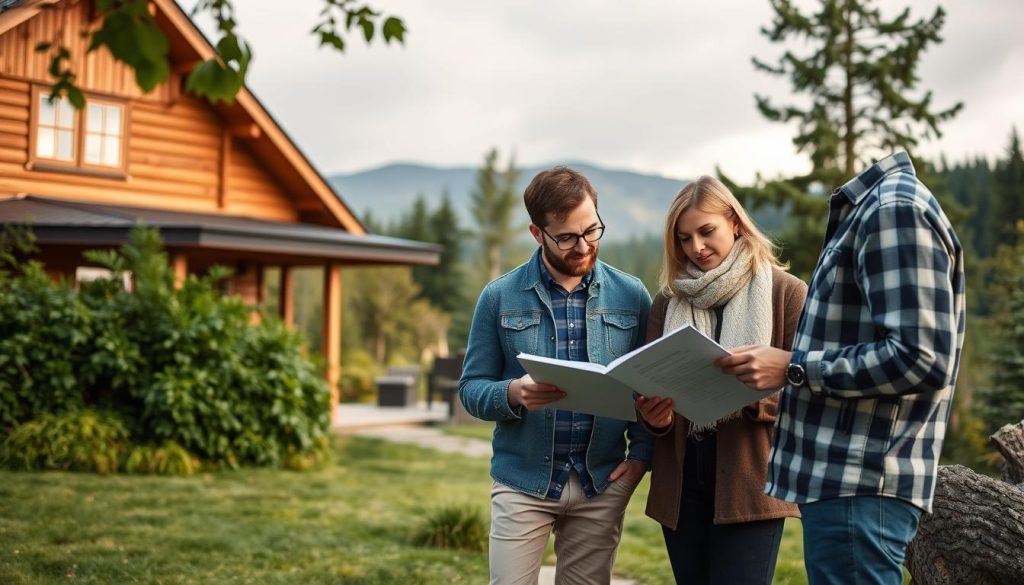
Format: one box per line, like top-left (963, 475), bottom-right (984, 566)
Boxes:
top-left (180, 0), bottom-right (1023, 183)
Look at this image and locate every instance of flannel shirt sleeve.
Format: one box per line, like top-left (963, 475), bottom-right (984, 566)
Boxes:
top-left (800, 200), bottom-right (959, 399)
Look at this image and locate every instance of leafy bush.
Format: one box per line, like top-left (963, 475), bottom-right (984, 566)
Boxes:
top-left (411, 504), bottom-right (488, 552)
top-left (0, 409), bottom-right (128, 473)
top-left (339, 348), bottom-right (380, 402)
top-left (0, 226), bottom-right (331, 469)
top-left (0, 261), bottom-right (92, 432)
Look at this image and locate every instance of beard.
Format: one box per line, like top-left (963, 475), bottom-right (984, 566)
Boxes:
top-left (542, 241), bottom-right (598, 278)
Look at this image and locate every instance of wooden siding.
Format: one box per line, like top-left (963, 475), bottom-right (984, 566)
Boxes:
top-left (0, 1), bottom-right (298, 223)
top-left (224, 143), bottom-right (296, 221)
top-left (0, 74), bottom-right (297, 220)
top-left (0, 1), bottom-right (172, 102)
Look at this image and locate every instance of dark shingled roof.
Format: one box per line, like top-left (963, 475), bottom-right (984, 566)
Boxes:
top-left (0, 195), bottom-right (440, 265)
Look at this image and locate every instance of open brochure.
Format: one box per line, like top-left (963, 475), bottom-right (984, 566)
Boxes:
top-left (515, 324), bottom-right (772, 424)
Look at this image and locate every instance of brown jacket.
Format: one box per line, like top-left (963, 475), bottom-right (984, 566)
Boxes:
top-left (644, 266), bottom-right (807, 528)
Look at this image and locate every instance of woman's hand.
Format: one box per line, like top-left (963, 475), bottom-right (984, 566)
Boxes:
top-left (636, 395), bottom-right (675, 430)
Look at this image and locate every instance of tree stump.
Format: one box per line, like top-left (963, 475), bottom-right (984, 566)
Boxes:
top-left (905, 419), bottom-right (1024, 585)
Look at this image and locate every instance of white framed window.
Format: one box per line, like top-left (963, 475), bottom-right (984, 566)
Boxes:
top-left (29, 86), bottom-right (129, 176)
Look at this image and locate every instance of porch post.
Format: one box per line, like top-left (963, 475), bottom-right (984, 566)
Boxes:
top-left (171, 252), bottom-right (188, 288)
top-left (279, 265), bottom-right (295, 329)
top-left (322, 262), bottom-right (342, 424)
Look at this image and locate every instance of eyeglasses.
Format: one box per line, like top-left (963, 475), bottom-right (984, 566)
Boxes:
top-left (539, 213), bottom-right (606, 250)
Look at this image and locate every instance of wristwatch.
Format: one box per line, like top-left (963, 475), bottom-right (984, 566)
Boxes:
top-left (785, 362), bottom-right (807, 387)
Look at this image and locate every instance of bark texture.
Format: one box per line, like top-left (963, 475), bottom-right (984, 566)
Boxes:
top-left (906, 421), bottom-right (1024, 585)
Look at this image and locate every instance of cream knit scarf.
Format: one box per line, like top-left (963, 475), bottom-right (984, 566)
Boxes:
top-left (664, 241), bottom-right (773, 434)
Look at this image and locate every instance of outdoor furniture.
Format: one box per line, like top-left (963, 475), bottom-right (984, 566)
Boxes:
top-left (376, 375), bottom-right (417, 407)
top-left (428, 350), bottom-right (466, 418)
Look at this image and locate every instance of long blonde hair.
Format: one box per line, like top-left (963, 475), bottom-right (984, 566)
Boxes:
top-left (658, 175), bottom-right (786, 297)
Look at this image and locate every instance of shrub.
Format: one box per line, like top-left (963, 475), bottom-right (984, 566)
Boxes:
top-left (411, 504), bottom-right (488, 552)
top-left (124, 442), bottom-right (198, 476)
top-left (0, 410), bottom-right (128, 473)
top-left (339, 348), bottom-right (380, 402)
top-left (0, 262), bottom-right (92, 432)
top-left (0, 226), bottom-right (332, 470)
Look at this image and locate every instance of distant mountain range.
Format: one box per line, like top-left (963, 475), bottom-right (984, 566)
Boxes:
top-left (327, 161), bottom-right (784, 241)
top-left (328, 162), bottom-right (689, 241)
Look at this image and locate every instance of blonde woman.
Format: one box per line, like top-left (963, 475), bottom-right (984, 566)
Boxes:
top-left (636, 176), bottom-right (806, 585)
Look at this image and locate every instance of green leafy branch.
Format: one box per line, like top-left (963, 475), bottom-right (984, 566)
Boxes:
top-left (312, 0), bottom-right (406, 51)
top-left (33, 0), bottom-right (406, 108)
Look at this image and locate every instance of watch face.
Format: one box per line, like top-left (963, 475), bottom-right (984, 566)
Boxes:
top-left (787, 364), bottom-right (805, 386)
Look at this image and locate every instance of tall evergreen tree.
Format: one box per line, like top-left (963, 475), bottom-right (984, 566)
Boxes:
top-left (394, 194), bottom-right (434, 305)
top-left (426, 191), bottom-right (466, 315)
top-left (725, 0), bottom-right (963, 278)
top-left (753, 0), bottom-right (963, 187)
top-left (470, 148), bottom-right (520, 281)
top-left (978, 226), bottom-right (1024, 431)
top-left (991, 128), bottom-right (1024, 248)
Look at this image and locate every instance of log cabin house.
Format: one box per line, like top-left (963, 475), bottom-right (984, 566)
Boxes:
top-left (0, 0), bottom-right (440, 421)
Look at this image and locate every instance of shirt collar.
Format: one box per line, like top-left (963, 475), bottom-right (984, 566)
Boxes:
top-left (835, 151), bottom-right (915, 206)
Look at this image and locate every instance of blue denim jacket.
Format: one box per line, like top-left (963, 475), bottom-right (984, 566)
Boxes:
top-left (459, 248), bottom-right (654, 498)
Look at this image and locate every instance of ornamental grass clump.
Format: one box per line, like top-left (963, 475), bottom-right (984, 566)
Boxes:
top-left (411, 503), bottom-right (488, 552)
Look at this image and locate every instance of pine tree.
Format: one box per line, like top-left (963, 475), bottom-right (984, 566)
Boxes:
top-left (427, 192), bottom-right (467, 315)
top-left (979, 225), bottom-right (1024, 431)
top-left (991, 128), bottom-right (1024, 248)
top-left (726, 0), bottom-right (963, 278)
top-left (470, 148), bottom-right (520, 281)
top-left (394, 194), bottom-right (434, 306)
top-left (753, 0), bottom-right (963, 188)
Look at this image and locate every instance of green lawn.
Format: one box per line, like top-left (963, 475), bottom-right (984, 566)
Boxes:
top-left (0, 435), bottom-right (809, 584)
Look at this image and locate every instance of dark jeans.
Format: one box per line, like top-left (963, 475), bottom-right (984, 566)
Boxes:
top-left (661, 433), bottom-right (784, 585)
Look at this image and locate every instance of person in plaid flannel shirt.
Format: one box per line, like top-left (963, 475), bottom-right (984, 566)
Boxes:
top-left (714, 151), bottom-right (965, 585)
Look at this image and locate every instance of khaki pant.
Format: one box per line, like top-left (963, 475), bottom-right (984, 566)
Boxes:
top-left (489, 472), bottom-right (637, 585)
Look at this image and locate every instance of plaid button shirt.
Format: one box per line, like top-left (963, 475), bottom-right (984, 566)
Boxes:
top-left (537, 255), bottom-right (597, 500)
top-left (766, 151), bottom-right (966, 512)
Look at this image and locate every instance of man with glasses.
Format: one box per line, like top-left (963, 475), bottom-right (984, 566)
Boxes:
top-left (460, 166), bottom-right (653, 585)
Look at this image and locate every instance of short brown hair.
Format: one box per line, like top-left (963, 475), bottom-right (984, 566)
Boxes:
top-left (523, 166), bottom-right (598, 227)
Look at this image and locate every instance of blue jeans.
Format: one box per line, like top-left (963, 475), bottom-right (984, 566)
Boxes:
top-left (662, 433), bottom-right (784, 585)
top-left (800, 496), bottom-right (922, 585)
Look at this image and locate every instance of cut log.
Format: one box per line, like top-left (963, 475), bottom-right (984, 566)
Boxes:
top-left (906, 464), bottom-right (1024, 585)
top-left (991, 420), bottom-right (1024, 485)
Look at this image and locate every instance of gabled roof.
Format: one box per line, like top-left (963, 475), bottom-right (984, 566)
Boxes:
top-left (1, 0), bottom-right (368, 234)
top-left (153, 0), bottom-right (365, 233)
top-left (0, 195), bottom-right (440, 265)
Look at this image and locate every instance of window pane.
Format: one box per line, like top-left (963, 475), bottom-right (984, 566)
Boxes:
top-left (87, 103), bottom-right (104, 132)
top-left (56, 129), bottom-right (74, 160)
top-left (85, 133), bottom-right (102, 164)
top-left (103, 136), bottom-right (120, 167)
top-left (36, 127), bottom-right (55, 158)
top-left (104, 105), bottom-right (122, 135)
top-left (57, 98), bottom-right (75, 130)
top-left (38, 94), bottom-right (55, 126)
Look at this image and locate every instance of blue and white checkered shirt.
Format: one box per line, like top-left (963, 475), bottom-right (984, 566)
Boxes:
top-left (766, 151), bottom-right (966, 512)
top-left (537, 255), bottom-right (597, 500)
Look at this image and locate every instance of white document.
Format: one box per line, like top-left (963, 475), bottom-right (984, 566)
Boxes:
top-left (516, 325), bottom-right (771, 425)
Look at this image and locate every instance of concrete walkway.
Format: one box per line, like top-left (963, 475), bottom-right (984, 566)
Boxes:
top-left (334, 407), bottom-right (637, 585)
